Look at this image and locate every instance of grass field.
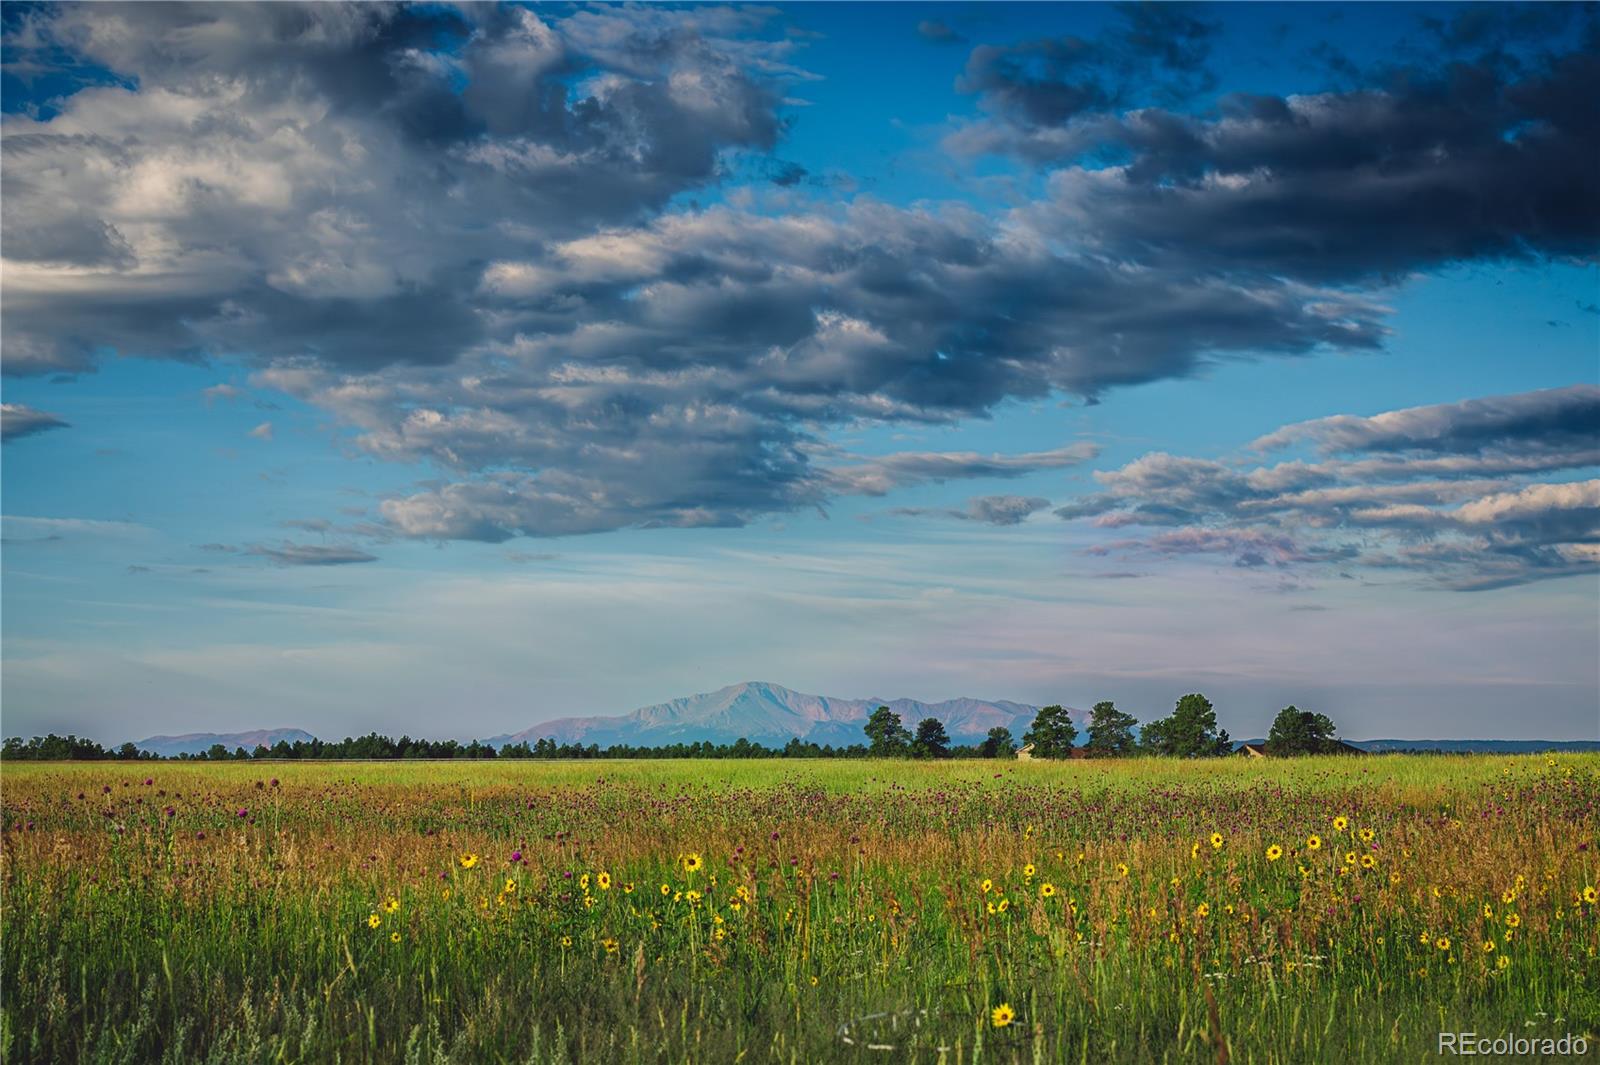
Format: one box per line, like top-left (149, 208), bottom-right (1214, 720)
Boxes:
top-left (2, 755), bottom-right (1596, 1063)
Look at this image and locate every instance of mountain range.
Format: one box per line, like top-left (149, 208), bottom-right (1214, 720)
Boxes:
top-left (482, 681), bottom-right (1064, 748)
top-left (132, 728), bottom-right (317, 758)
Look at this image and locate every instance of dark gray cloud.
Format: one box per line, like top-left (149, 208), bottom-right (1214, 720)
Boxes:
top-left (953, 22), bottom-right (1599, 282)
top-left (1057, 386), bottom-right (1600, 589)
top-left (246, 542), bottom-right (379, 566)
top-left (956, 4), bottom-right (1216, 129)
top-left (1254, 384), bottom-right (1600, 455)
top-left (917, 20), bottom-right (965, 46)
top-left (0, 403), bottom-right (69, 441)
top-left (891, 494), bottom-right (1053, 526)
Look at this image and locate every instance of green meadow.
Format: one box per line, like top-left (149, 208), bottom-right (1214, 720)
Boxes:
top-left (2, 755), bottom-right (1596, 1063)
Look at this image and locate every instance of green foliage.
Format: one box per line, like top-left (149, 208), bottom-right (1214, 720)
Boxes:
top-left (910, 717), bottom-right (951, 759)
top-left (1023, 704), bottom-right (1078, 758)
top-left (1265, 706), bottom-right (1342, 756)
top-left (863, 706), bottom-right (912, 757)
top-left (979, 726), bottom-right (1017, 758)
top-left (1086, 701), bottom-right (1139, 757)
top-left (1142, 693), bottom-right (1231, 758)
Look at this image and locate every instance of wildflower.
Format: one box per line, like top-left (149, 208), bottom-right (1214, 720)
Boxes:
top-left (1023, 863), bottom-right (1036, 878)
top-left (1502, 889), bottom-right (1517, 904)
top-left (682, 853), bottom-right (704, 873)
top-left (1482, 904), bottom-right (1494, 919)
top-left (1481, 940), bottom-right (1495, 953)
top-left (623, 883), bottom-right (634, 894)
top-left (561, 936), bottom-right (572, 947)
top-left (1583, 886), bottom-right (1598, 905)
top-left (1419, 932), bottom-right (1432, 945)
top-left (1210, 832), bottom-right (1224, 850)
top-left (602, 937), bottom-right (619, 954)
top-left (686, 890), bottom-right (702, 904)
top-left (997, 898), bottom-right (1010, 913)
top-left (1389, 872), bottom-right (1402, 885)
top-left (390, 932), bottom-right (401, 943)
top-left (1266, 845), bottom-right (1283, 862)
top-left (1359, 828), bottom-right (1375, 843)
top-left (1496, 955), bottom-right (1510, 970)
top-left (729, 899), bottom-right (743, 912)
top-left (1191, 842), bottom-right (1200, 859)
top-left (1344, 851), bottom-right (1358, 867)
top-left (1116, 862), bottom-right (1129, 878)
top-left (1360, 854), bottom-right (1377, 870)
top-left (1040, 882), bottom-right (1057, 898)
top-left (597, 872), bottom-right (611, 891)
top-left (1306, 834), bottom-right (1322, 851)
top-left (382, 897), bottom-right (400, 914)
top-left (990, 1004), bottom-right (1015, 1028)
top-left (580, 874), bottom-right (590, 890)
top-left (459, 853), bottom-right (479, 869)
top-left (1195, 903), bottom-right (1210, 918)
top-left (1332, 816), bottom-right (1349, 833)
top-left (981, 878), bottom-right (993, 894)
top-left (1436, 936), bottom-right (1451, 952)
top-left (1504, 912), bottom-right (1520, 928)
top-left (504, 878), bottom-right (517, 894)
top-left (661, 883), bottom-right (671, 896)
top-left (367, 913), bottom-right (382, 929)
top-left (986, 901), bottom-right (997, 915)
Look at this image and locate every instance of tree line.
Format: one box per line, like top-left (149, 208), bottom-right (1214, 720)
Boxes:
top-left (863, 695), bottom-right (1344, 759)
top-left (1, 697), bottom-right (1344, 762)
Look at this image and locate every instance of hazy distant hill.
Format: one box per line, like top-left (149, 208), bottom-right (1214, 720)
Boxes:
top-left (484, 681), bottom-right (1073, 748)
top-left (133, 728), bottom-right (316, 757)
top-left (1351, 738), bottom-right (1600, 753)
top-left (1234, 738), bottom-right (1599, 754)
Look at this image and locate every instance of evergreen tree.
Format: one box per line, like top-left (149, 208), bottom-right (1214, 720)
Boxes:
top-left (1023, 704), bottom-right (1079, 758)
top-left (1085, 701), bottom-right (1138, 757)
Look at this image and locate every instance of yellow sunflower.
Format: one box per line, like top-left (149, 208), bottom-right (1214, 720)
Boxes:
top-left (1266, 845), bottom-right (1283, 862)
top-left (990, 1003), bottom-right (1015, 1028)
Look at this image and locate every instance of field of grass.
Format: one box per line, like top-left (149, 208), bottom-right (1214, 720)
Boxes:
top-left (2, 755), bottom-right (1596, 1063)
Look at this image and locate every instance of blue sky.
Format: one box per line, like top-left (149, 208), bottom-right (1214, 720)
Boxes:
top-left (2, 2), bottom-right (1596, 744)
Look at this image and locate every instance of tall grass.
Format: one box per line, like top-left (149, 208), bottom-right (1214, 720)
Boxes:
top-left (2, 755), bottom-right (1595, 1062)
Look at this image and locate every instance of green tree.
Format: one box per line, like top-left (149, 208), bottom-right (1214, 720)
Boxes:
top-left (1142, 693), bottom-right (1230, 757)
top-left (1265, 706), bottom-right (1340, 755)
top-left (979, 726), bottom-right (1017, 758)
top-left (1085, 701), bottom-right (1138, 757)
top-left (911, 718), bottom-right (951, 759)
top-left (863, 706), bottom-right (911, 757)
top-left (1023, 704), bottom-right (1078, 758)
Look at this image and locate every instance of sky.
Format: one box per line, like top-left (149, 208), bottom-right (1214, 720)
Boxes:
top-left (1, 1), bottom-right (1597, 745)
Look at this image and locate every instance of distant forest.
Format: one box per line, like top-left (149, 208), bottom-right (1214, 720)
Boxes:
top-left (0, 696), bottom-right (1375, 760)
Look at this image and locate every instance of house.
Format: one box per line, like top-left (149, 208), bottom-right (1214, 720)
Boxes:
top-left (1237, 742), bottom-right (1268, 758)
top-left (1015, 744), bottom-right (1090, 760)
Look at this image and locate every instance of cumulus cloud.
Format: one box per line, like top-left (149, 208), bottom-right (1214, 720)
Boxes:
top-left (248, 422), bottom-right (274, 441)
top-left (4, 3), bottom-right (1593, 549)
top-left (1, 3), bottom-right (799, 374)
top-left (1056, 386), bottom-right (1600, 589)
top-left (0, 403), bottom-right (69, 441)
top-left (246, 542), bottom-right (378, 566)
